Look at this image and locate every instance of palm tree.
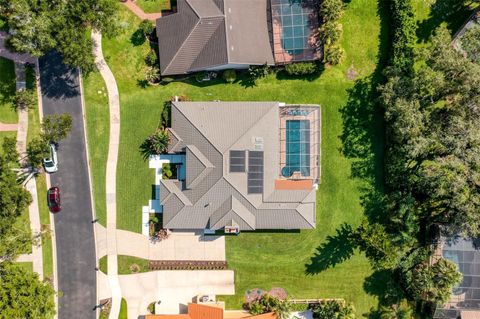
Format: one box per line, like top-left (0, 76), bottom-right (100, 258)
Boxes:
top-left (140, 128), bottom-right (170, 160)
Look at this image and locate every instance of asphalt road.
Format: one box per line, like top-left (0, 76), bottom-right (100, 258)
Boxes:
top-left (39, 51), bottom-right (97, 319)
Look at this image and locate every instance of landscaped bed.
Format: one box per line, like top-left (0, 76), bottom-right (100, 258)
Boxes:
top-left (82, 1), bottom-right (440, 315)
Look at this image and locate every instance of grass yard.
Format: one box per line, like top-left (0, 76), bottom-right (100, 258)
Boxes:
top-left (83, 71), bottom-right (109, 225)
top-left (16, 262), bottom-right (33, 272)
top-left (0, 57), bottom-right (18, 123)
top-left (135, 0), bottom-right (172, 13)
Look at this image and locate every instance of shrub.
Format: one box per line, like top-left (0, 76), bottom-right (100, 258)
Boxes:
top-left (140, 128), bottom-right (170, 159)
top-left (139, 19), bottom-right (155, 37)
top-left (320, 0), bottom-right (344, 22)
top-left (145, 66), bottom-right (160, 84)
top-left (14, 89), bottom-right (36, 110)
top-left (223, 69), bottom-right (236, 83)
top-left (145, 50), bottom-right (158, 66)
top-left (248, 63), bottom-right (270, 79)
top-left (247, 294), bottom-right (292, 319)
top-left (285, 62), bottom-right (317, 75)
top-left (195, 72), bottom-right (206, 82)
top-left (325, 45), bottom-right (345, 65)
top-left (147, 302), bottom-right (155, 314)
top-left (319, 21), bottom-right (343, 46)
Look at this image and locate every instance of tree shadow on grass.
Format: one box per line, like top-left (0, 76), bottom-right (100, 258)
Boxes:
top-left (305, 224), bottom-right (357, 275)
top-left (416, 0), bottom-right (478, 43)
top-left (363, 269), bottom-right (405, 318)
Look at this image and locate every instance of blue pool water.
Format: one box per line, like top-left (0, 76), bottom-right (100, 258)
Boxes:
top-left (283, 120), bottom-right (310, 177)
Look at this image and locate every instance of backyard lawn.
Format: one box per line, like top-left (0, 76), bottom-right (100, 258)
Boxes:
top-left (81, 0), bottom-right (459, 316)
top-left (135, 0), bottom-right (172, 13)
top-left (0, 57), bottom-right (18, 123)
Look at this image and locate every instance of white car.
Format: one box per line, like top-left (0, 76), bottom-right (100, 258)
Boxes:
top-left (43, 144), bottom-right (58, 173)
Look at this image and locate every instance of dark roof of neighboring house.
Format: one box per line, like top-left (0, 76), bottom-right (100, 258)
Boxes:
top-left (161, 101), bottom-right (318, 231)
top-left (156, 0), bottom-right (274, 75)
top-left (434, 237), bottom-right (480, 319)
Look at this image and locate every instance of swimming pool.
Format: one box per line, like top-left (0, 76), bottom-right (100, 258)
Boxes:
top-left (283, 120), bottom-right (310, 178)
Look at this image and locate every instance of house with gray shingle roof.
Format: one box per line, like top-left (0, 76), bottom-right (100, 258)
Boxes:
top-left (155, 0), bottom-right (321, 76)
top-left (148, 101), bottom-right (321, 233)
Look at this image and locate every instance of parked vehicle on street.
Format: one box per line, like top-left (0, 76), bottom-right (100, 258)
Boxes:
top-left (47, 187), bottom-right (61, 213)
top-left (43, 143), bottom-right (58, 173)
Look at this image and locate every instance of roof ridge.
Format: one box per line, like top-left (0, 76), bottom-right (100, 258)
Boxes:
top-left (211, 195), bottom-right (255, 229)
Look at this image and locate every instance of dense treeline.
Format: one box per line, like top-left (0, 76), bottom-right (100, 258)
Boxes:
top-left (354, 0), bottom-right (480, 315)
top-left (0, 141), bottom-right (56, 317)
top-left (0, 0), bottom-right (118, 72)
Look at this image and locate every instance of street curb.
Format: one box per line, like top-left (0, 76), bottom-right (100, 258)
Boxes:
top-left (35, 60), bottom-right (59, 319)
top-left (79, 70), bottom-right (101, 317)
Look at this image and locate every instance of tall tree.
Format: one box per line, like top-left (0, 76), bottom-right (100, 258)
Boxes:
top-left (0, 262), bottom-right (55, 319)
top-left (0, 0), bottom-right (119, 72)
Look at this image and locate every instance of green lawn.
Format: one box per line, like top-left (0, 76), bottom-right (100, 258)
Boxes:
top-left (119, 298), bottom-right (128, 319)
top-left (0, 57), bottom-right (18, 123)
top-left (83, 71), bottom-right (109, 225)
top-left (99, 255), bottom-right (108, 274)
top-left (135, 0), bottom-right (171, 13)
top-left (16, 262), bottom-right (33, 272)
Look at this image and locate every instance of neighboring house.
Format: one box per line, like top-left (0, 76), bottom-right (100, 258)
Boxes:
top-left (155, 0), bottom-right (321, 75)
top-left (146, 101), bottom-right (320, 233)
top-left (433, 237), bottom-right (480, 319)
top-left (146, 302), bottom-right (277, 319)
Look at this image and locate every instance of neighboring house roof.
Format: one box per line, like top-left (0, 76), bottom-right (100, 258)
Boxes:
top-left (188, 303), bottom-right (223, 319)
top-left (163, 101), bottom-right (318, 230)
top-left (156, 0), bottom-right (274, 75)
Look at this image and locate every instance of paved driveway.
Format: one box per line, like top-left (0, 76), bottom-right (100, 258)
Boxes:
top-left (119, 270), bottom-right (235, 318)
top-left (39, 51), bottom-right (96, 319)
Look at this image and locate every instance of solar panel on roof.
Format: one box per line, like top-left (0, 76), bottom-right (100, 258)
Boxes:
top-left (229, 150), bottom-right (246, 173)
top-left (248, 151), bottom-right (263, 194)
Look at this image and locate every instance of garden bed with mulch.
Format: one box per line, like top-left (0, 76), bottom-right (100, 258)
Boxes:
top-left (149, 260), bottom-right (228, 270)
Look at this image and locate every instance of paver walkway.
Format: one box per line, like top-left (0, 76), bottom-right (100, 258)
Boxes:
top-left (122, 0), bottom-right (162, 21)
top-left (0, 122), bottom-right (18, 131)
top-left (91, 30), bottom-right (122, 319)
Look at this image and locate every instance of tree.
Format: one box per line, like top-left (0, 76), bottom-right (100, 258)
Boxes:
top-left (311, 300), bottom-right (355, 319)
top-left (41, 113), bottom-right (73, 143)
top-left (2, 136), bottom-right (18, 163)
top-left (14, 89), bottom-right (36, 110)
top-left (1, 0), bottom-right (119, 72)
top-left (140, 128), bottom-right (170, 159)
top-left (402, 258), bottom-right (462, 304)
top-left (0, 156), bottom-right (32, 260)
top-left (320, 0), bottom-right (343, 22)
top-left (26, 138), bottom-right (49, 169)
top-left (0, 262), bottom-right (56, 318)
top-left (139, 19), bottom-right (155, 37)
top-left (460, 25), bottom-right (480, 63)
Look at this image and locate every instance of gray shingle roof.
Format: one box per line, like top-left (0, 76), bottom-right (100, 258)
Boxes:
top-left (156, 0), bottom-right (274, 75)
top-left (161, 101), bottom-right (318, 231)
top-left (186, 145), bottom-right (214, 189)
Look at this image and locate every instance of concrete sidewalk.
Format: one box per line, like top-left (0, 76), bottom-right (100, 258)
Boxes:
top-left (91, 30), bottom-right (122, 319)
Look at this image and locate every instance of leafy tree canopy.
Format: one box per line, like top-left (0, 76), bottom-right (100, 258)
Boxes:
top-left (0, 262), bottom-right (55, 319)
top-left (0, 0), bottom-right (119, 72)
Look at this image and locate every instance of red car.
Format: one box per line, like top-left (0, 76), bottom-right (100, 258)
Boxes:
top-left (47, 187), bottom-right (61, 213)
